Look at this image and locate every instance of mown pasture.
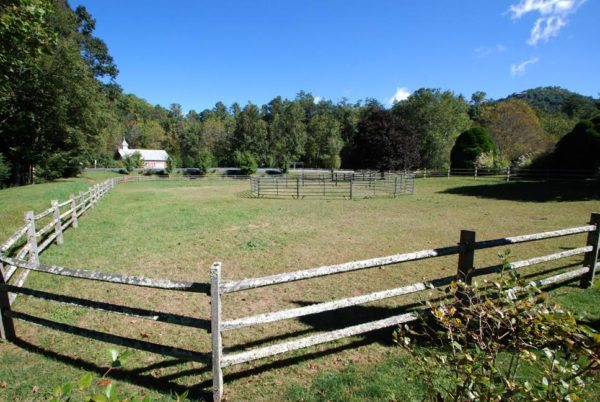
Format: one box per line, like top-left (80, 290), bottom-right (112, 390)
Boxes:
top-left (1, 174), bottom-right (599, 401)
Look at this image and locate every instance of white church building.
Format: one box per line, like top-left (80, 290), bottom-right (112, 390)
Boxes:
top-left (115, 139), bottom-right (169, 169)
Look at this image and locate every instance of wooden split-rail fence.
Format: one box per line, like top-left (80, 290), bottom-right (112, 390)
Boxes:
top-left (0, 175), bottom-right (598, 401)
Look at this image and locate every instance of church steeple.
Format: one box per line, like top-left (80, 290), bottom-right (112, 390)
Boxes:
top-left (119, 138), bottom-right (129, 150)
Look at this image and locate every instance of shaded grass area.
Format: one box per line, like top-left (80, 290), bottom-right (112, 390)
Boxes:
top-left (441, 178), bottom-right (600, 202)
top-left (0, 176), bottom-right (599, 400)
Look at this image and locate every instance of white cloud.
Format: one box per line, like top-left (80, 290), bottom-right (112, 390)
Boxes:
top-left (510, 57), bottom-right (539, 76)
top-left (508, 0), bottom-right (587, 45)
top-left (313, 96), bottom-right (322, 104)
top-left (475, 44), bottom-right (507, 58)
top-left (388, 87), bottom-right (411, 105)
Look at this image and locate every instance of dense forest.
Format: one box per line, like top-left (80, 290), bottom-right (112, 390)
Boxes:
top-left (1, 0), bottom-right (599, 186)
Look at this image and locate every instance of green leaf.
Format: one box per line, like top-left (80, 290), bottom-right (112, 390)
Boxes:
top-left (104, 382), bottom-right (114, 399)
top-left (62, 382), bottom-right (73, 394)
top-left (92, 393), bottom-right (109, 402)
top-left (53, 385), bottom-right (62, 397)
top-left (118, 349), bottom-right (133, 365)
top-left (78, 372), bottom-right (94, 390)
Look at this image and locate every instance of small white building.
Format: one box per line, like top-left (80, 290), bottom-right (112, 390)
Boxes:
top-left (115, 139), bottom-right (169, 169)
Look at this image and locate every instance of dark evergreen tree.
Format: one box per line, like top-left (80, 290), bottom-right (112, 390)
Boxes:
top-left (450, 127), bottom-right (496, 168)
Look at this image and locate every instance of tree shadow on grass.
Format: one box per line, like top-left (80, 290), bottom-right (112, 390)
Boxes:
top-left (440, 180), bottom-right (600, 202)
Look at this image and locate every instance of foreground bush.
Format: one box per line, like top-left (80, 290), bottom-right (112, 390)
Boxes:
top-left (395, 252), bottom-right (600, 401)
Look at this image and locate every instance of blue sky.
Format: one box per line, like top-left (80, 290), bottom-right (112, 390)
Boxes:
top-left (72, 0), bottom-right (599, 112)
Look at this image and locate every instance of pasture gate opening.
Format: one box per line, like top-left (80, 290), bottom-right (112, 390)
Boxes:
top-left (250, 172), bottom-right (415, 199)
top-left (0, 176), bottom-right (598, 402)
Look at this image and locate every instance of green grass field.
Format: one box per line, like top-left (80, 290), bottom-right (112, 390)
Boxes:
top-left (0, 174), bottom-right (599, 401)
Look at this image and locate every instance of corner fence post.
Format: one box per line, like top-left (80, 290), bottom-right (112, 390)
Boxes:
top-left (580, 213), bottom-right (600, 288)
top-left (70, 195), bottom-right (79, 229)
top-left (0, 257), bottom-right (16, 341)
top-left (25, 211), bottom-right (39, 265)
top-left (210, 262), bottom-right (223, 401)
top-left (51, 200), bottom-right (64, 245)
top-left (457, 230), bottom-right (476, 285)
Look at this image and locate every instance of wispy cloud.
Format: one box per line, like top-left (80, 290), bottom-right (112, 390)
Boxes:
top-left (388, 87), bottom-right (411, 105)
top-left (510, 57), bottom-right (539, 76)
top-left (508, 0), bottom-right (587, 45)
top-left (475, 44), bottom-right (507, 58)
top-left (313, 96), bottom-right (322, 104)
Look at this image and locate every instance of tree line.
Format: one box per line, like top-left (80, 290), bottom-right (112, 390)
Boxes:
top-left (1, 1), bottom-right (599, 187)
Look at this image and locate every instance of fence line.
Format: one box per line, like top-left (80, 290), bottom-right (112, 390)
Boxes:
top-left (413, 167), bottom-right (599, 181)
top-left (210, 213), bottom-right (600, 400)
top-left (0, 178), bottom-right (118, 305)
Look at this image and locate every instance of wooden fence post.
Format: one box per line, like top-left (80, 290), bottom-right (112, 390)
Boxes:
top-left (457, 230), bottom-right (476, 284)
top-left (506, 167), bottom-right (511, 182)
top-left (211, 262), bottom-right (223, 401)
top-left (349, 179), bottom-right (353, 200)
top-left (580, 213), bottom-right (600, 288)
top-left (0, 260), bottom-right (16, 341)
top-left (393, 176), bottom-right (398, 198)
top-left (51, 200), bottom-right (64, 245)
top-left (447, 168), bottom-right (450, 178)
top-left (296, 177), bottom-right (300, 199)
top-left (474, 166), bottom-right (478, 179)
top-left (80, 191), bottom-right (87, 216)
top-left (257, 178), bottom-right (261, 198)
top-left (70, 195), bottom-right (79, 229)
top-left (424, 168), bottom-right (427, 179)
top-left (25, 211), bottom-right (39, 265)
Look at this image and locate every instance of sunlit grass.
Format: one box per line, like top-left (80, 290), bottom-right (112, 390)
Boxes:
top-left (0, 176), bottom-right (598, 400)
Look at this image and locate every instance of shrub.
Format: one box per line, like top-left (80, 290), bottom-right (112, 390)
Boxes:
top-left (233, 150), bottom-right (257, 175)
top-left (450, 127), bottom-right (496, 169)
top-left (122, 151), bottom-right (144, 173)
top-left (395, 252), bottom-right (600, 401)
top-left (552, 120), bottom-right (600, 170)
top-left (194, 150), bottom-right (214, 175)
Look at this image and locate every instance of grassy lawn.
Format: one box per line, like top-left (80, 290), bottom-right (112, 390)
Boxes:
top-left (0, 175), bottom-right (599, 401)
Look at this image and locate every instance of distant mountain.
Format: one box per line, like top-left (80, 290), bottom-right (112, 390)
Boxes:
top-left (499, 87), bottom-right (598, 118)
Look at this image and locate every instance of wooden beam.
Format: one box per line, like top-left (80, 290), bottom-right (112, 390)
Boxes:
top-left (211, 262), bottom-right (223, 401)
top-left (0, 255), bottom-right (210, 293)
top-left (221, 274), bottom-right (454, 332)
top-left (474, 225), bottom-right (595, 250)
top-left (51, 200), bottom-right (64, 246)
top-left (221, 245), bottom-right (462, 294)
top-left (221, 311), bottom-right (419, 368)
top-left (581, 213), bottom-right (600, 288)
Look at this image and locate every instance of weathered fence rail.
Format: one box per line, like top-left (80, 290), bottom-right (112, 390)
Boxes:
top-left (209, 213), bottom-right (600, 400)
top-left (250, 173), bottom-right (415, 199)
